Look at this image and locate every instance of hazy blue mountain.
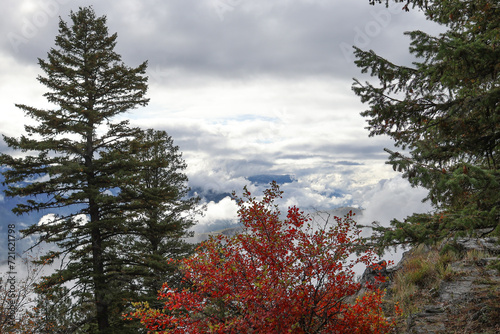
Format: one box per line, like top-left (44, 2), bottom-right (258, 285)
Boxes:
top-left (0, 183), bottom-right (46, 258)
top-left (0, 169), bottom-right (83, 257)
top-left (247, 174), bottom-right (296, 185)
top-left (0, 172), bottom-right (355, 253)
top-left (189, 174), bottom-right (297, 204)
top-left (189, 187), bottom-right (232, 203)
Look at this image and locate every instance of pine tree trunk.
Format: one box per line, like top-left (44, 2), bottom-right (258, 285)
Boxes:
top-left (90, 222), bottom-right (110, 331)
top-left (86, 127), bottom-right (110, 331)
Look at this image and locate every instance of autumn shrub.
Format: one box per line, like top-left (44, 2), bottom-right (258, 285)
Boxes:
top-left (126, 182), bottom-right (394, 333)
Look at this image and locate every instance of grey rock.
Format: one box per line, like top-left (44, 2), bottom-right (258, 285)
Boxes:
top-left (360, 260), bottom-right (389, 288)
top-left (392, 235), bottom-right (500, 333)
top-left (456, 236), bottom-right (500, 254)
top-left (407, 308), bottom-right (447, 333)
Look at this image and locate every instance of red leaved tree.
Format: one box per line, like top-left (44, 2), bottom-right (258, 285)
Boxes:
top-left (127, 182), bottom-right (393, 333)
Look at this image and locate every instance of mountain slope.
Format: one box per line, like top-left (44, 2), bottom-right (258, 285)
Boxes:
top-left (375, 234), bottom-right (500, 333)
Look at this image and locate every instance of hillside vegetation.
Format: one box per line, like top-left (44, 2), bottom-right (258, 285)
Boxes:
top-left (373, 234), bottom-right (500, 333)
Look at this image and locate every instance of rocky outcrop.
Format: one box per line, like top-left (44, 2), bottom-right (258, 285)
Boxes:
top-left (369, 234), bottom-right (500, 333)
top-left (404, 256), bottom-right (498, 333)
top-left (406, 305), bottom-right (446, 334)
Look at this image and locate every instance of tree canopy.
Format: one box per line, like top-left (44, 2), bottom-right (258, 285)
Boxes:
top-left (354, 0), bottom-right (499, 250)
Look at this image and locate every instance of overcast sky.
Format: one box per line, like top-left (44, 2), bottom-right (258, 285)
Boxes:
top-left (0, 0), bottom-right (442, 233)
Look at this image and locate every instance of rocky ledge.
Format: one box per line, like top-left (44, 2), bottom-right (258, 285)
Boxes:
top-left (361, 234), bottom-right (500, 333)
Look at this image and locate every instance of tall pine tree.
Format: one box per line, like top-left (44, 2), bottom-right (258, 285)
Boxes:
top-left (104, 129), bottom-right (199, 314)
top-left (353, 0), bottom-right (499, 250)
top-left (125, 129), bottom-right (198, 304)
top-left (0, 7), bottom-right (162, 333)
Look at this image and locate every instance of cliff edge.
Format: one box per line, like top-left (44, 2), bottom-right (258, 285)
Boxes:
top-left (364, 233), bottom-right (500, 333)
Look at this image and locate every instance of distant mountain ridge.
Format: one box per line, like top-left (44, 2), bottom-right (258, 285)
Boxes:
top-left (247, 174), bottom-right (296, 185)
top-left (188, 174), bottom-right (297, 204)
top-left (0, 172), bottom-right (353, 254)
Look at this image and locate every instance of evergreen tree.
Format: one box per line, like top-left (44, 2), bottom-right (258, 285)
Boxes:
top-left (125, 129), bottom-right (198, 302)
top-left (353, 0), bottom-right (499, 251)
top-left (0, 6), bottom-right (153, 333)
top-left (104, 129), bottom-right (199, 315)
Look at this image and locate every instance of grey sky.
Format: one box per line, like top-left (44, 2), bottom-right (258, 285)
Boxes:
top-left (0, 0), bottom-right (438, 228)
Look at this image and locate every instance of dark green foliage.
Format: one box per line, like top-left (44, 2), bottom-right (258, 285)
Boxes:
top-left (354, 0), bottom-right (500, 251)
top-left (0, 7), bottom-right (147, 332)
top-left (107, 129), bottom-right (199, 310)
top-left (0, 7), bottom-right (197, 333)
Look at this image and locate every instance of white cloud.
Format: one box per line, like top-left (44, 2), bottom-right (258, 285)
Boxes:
top-left (1, 0), bottom-right (443, 267)
top-left (357, 175), bottom-right (433, 228)
top-left (38, 213), bottom-right (88, 227)
top-left (0, 52), bottom-right (43, 138)
top-left (197, 196), bottom-right (239, 226)
top-left (101, 190), bottom-right (113, 196)
top-left (354, 175), bottom-right (434, 265)
top-left (72, 214), bottom-right (88, 226)
top-left (38, 213), bottom-right (56, 226)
